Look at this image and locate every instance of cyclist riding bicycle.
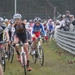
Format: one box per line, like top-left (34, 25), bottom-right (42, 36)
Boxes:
top-left (43, 21), bottom-right (48, 41)
top-left (0, 17), bottom-right (9, 64)
top-left (4, 18), bottom-right (10, 27)
top-left (31, 17), bottom-right (45, 55)
top-left (12, 14), bottom-right (31, 71)
top-left (47, 19), bottom-right (54, 34)
top-left (5, 20), bottom-right (14, 58)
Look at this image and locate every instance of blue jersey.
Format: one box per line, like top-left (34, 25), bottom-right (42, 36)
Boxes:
top-left (32, 24), bottom-right (45, 35)
top-left (48, 24), bottom-right (54, 31)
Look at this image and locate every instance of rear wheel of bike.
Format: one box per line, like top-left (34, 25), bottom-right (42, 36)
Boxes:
top-left (32, 50), bottom-right (37, 64)
top-left (38, 46), bottom-right (44, 66)
top-left (8, 46), bottom-right (11, 61)
top-left (9, 46), bottom-right (14, 63)
top-left (2, 50), bottom-right (6, 72)
top-left (28, 45), bottom-right (32, 55)
top-left (22, 53), bottom-right (27, 75)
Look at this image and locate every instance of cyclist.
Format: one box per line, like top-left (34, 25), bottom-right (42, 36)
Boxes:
top-left (47, 19), bottom-right (55, 38)
top-left (31, 17), bottom-right (45, 55)
top-left (0, 17), bottom-right (9, 64)
top-left (12, 14), bottom-right (31, 71)
top-left (4, 18), bottom-right (10, 27)
top-left (5, 19), bottom-right (13, 58)
top-left (43, 21), bottom-right (48, 41)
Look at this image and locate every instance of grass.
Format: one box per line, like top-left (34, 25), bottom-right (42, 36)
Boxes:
top-left (4, 40), bottom-right (75, 75)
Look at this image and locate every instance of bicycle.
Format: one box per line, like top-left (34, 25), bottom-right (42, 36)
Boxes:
top-left (7, 43), bottom-right (14, 63)
top-left (0, 41), bottom-right (7, 72)
top-left (15, 41), bottom-right (28, 75)
top-left (31, 37), bottom-right (44, 66)
top-left (47, 30), bottom-right (54, 41)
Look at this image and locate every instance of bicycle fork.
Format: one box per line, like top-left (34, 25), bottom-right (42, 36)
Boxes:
top-left (37, 41), bottom-right (41, 56)
top-left (20, 46), bottom-right (27, 66)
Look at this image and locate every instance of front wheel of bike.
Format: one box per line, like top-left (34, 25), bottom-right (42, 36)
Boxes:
top-left (38, 46), bottom-right (44, 66)
top-left (22, 53), bottom-right (27, 75)
top-left (9, 46), bottom-right (14, 63)
top-left (2, 50), bottom-right (6, 72)
top-left (32, 50), bottom-right (37, 64)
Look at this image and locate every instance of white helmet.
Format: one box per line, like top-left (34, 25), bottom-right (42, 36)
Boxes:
top-left (5, 18), bottom-right (8, 22)
top-left (0, 17), bottom-right (4, 23)
top-left (13, 14), bottom-right (22, 19)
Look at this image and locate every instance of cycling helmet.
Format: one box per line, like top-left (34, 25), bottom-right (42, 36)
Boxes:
top-left (65, 19), bottom-right (70, 23)
top-left (29, 19), bottom-right (33, 23)
top-left (5, 18), bottom-right (8, 22)
top-left (34, 17), bottom-right (41, 23)
top-left (0, 17), bottom-right (4, 23)
top-left (44, 21), bottom-right (47, 24)
top-left (13, 14), bottom-right (22, 19)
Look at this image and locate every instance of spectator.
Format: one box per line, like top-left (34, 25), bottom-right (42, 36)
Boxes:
top-left (63, 20), bottom-right (70, 31)
top-left (65, 10), bottom-right (70, 20)
top-left (60, 15), bottom-right (65, 27)
top-left (70, 15), bottom-right (75, 25)
top-left (60, 19), bottom-right (70, 31)
top-left (69, 15), bottom-right (74, 23)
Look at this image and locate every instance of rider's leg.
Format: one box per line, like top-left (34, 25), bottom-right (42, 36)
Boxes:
top-left (24, 43), bottom-right (31, 71)
top-left (13, 36), bottom-right (20, 61)
top-left (4, 31), bottom-right (10, 58)
top-left (24, 43), bottom-right (29, 64)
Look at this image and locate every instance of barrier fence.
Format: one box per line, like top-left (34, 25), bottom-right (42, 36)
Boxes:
top-left (55, 29), bottom-right (75, 55)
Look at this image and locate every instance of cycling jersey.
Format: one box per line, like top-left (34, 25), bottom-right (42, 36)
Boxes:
top-left (14, 23), bottom-right (26, 34)
top-left (0, 23), bottom-right (6, 41)
top-left (47, 24), bottom-right (54, 31)
top-left (14, 23), bottom-right (27, 43)
top-left (32, 24), bottom-right (45, 37)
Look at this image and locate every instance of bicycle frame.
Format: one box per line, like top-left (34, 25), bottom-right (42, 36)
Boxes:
top-left (20, 45), bottom-right (27, 65)
top-left (15, 42), bottom-right (27, 75)
top-left (15, 42), bottom-right (27, 65)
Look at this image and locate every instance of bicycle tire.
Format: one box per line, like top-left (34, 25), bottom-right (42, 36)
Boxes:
top-left (22, 53), bottom-right (27, 75)
top-left (38, 46), bottom-right (44, 66)
top-left (32, 50), bottom-right (37, 64)
top-left (28, 45), bottom-right (32, 55)
top-left (9, 46), bottom-right (14, 63)
top-left (8, 45), bottom-right (11, 61)
top-left (2, 50), bottom-right (6, 72)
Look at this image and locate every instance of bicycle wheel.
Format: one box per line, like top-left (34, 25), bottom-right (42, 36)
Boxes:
top-left (9, 46), bottom-right (14, 63)
top-left (32, 50), bottom-right (37, 64)
top-left (1, 50), bottom-right (6, 72)
top-left (28, 45), bottom-right (32, 55)
top-left (38, 46), bottom-right (44, 66)
top-left (8, 45), bottom-right (11, 61)
top-left (22, 53), bottom-right (27, 75)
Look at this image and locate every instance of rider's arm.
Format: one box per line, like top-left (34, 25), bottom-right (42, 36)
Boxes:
top-left (1, 24), bottom-right (6, 30)
top-left (40, 25), bottom-right (45, 36)
top-left (32, 24), bottom-right (35, 33)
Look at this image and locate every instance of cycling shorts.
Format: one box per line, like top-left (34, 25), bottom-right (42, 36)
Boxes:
top-left (0, 33), bottom-right (3, 41)
top-left (15, 33), bottom-right (27, 43)
top-left (32, 32), bottom-right (40, 41)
